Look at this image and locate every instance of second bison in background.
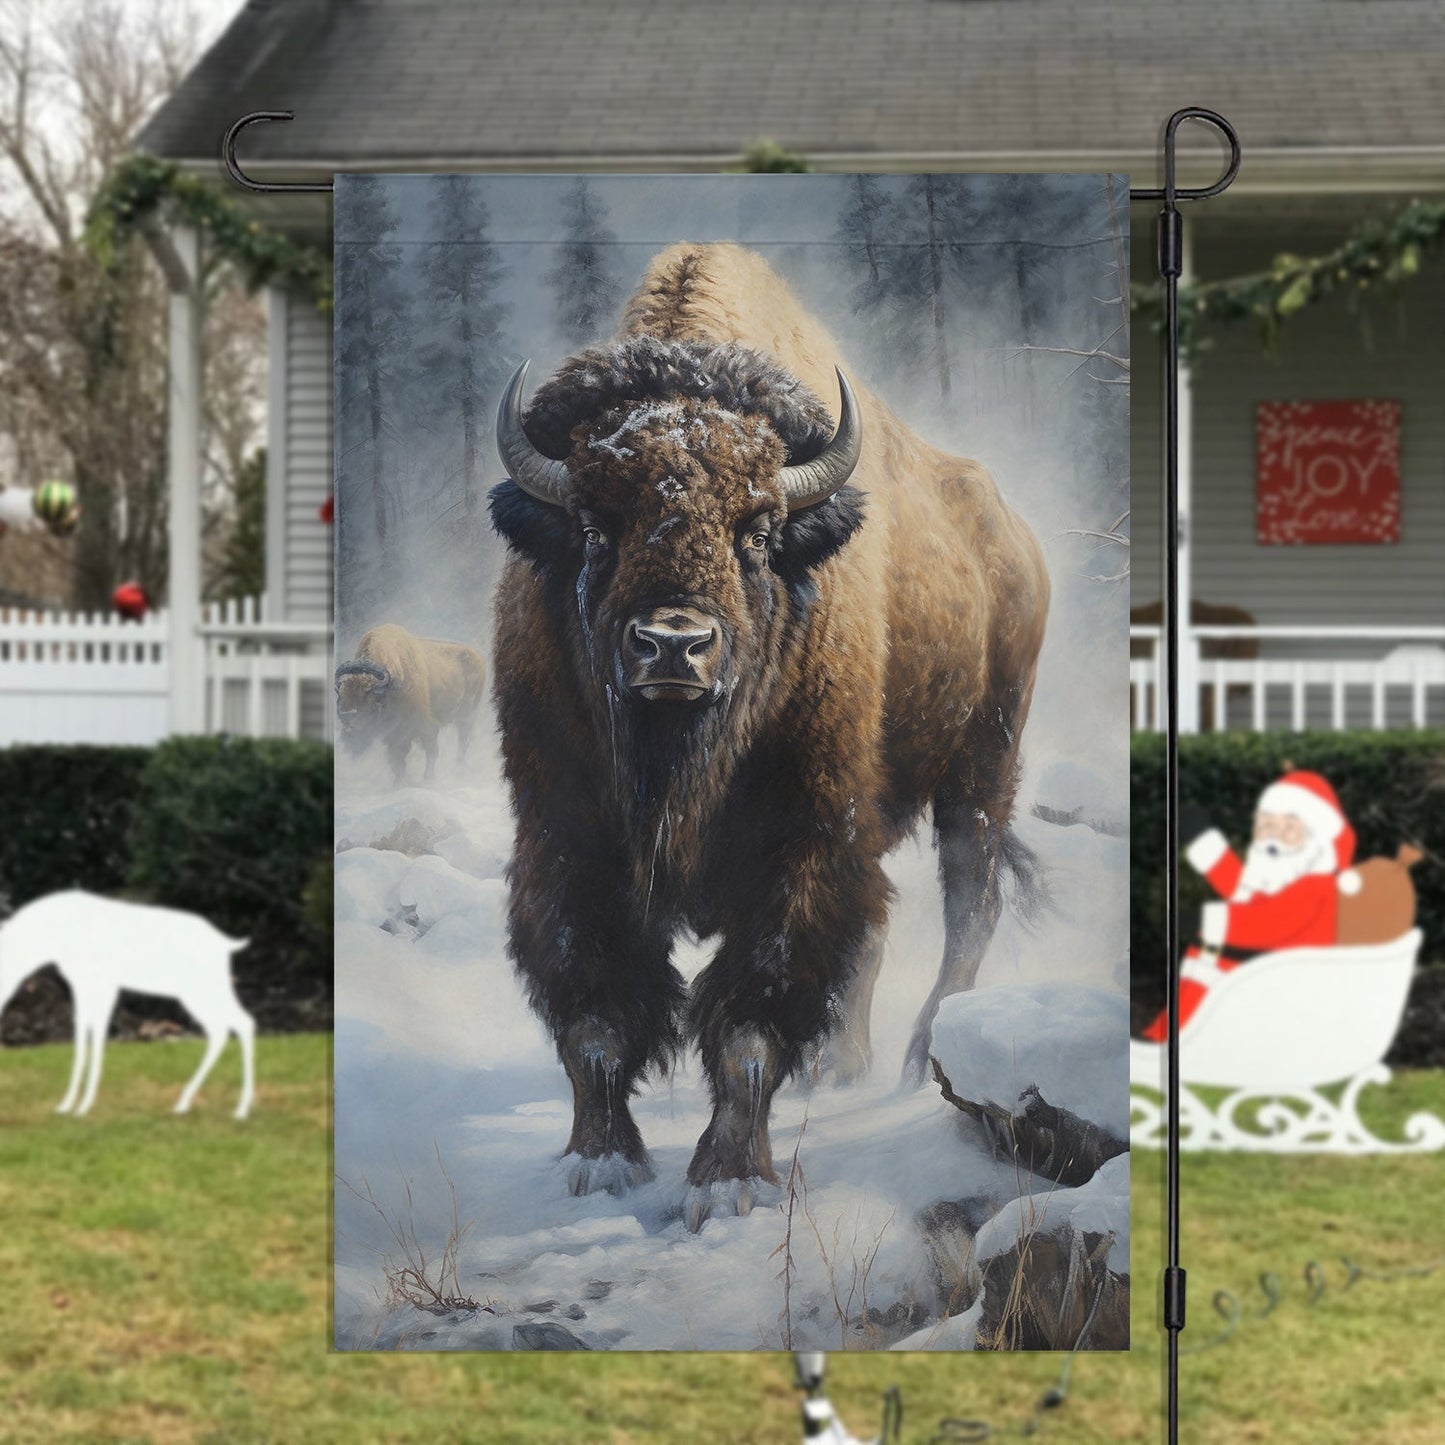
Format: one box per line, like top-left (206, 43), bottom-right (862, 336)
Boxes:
top-left (335, 623), bottom-right (486, 782)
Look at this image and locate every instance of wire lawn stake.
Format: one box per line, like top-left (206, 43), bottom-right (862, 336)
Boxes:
top-left (222, 104), bottom-right (1239, 1435)
top-left (0, 891), bottom-right (257, 1119)
top-left (793, 1354), bottom-right (902, 1445)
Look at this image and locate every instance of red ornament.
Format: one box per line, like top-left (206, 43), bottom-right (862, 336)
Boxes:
top-left (319, 494), bottom-right (335, 525)
top-left (113, 581), bottom-right (149, 620)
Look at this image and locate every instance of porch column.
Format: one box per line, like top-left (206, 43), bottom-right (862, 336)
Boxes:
top-left (165, 227), bottom-right (206, 734)
top-left (1175, 226), bottom-right (1200, 733)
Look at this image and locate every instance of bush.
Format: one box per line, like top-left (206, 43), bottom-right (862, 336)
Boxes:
top-left (129, 736), bottom-right (333, 973)
top-left (1132, 730), bottom-right (1445, 1028)
top-left (301, 855), bottom-right (334, 960)
top-left (0, 745), bottom-right (151, 909)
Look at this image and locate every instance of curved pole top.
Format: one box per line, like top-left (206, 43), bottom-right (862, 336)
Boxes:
top-left (222, 106), bottom-right (1242, 206)
top-left (222, 111), bottom-right (334, 194)
top-left (1129, 108), bottom-right (1242, 203)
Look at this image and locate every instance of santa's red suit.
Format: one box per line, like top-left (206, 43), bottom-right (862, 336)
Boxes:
top-left (1142, 771), bottom-right (1360, 1042)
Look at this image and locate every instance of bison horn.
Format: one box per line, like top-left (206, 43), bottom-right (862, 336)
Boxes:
top-left (496, 360), bottom-right (571, 507)
top-left (335, 659), bottom-right (390, 692)
top-left (778, 368), bottom-right (862, 509)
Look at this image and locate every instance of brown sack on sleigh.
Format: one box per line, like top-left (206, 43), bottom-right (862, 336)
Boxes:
top-left (1337, 844), bottom-right (1422, 946)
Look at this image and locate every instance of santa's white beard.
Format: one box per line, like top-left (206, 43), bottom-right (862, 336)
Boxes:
top-left (1237, 837), bottom-right (1330, 898)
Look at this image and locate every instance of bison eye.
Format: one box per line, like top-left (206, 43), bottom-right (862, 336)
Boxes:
top-left (744, 530), bottom-right (769, 552)
top-left (582, 525), bottom-right (607, 550)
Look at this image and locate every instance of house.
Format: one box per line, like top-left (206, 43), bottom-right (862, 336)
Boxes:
top-left (123, 0), bottom-right (1445, 739)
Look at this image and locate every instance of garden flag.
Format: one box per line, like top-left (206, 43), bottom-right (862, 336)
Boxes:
top-left (331, 174), bottom-right (1132, 1352)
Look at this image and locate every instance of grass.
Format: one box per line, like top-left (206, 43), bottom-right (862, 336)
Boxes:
top-left (0, 1036), bottom-right (1442, 1442)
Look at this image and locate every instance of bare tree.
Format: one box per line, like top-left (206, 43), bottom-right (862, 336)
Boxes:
top-left (0, 0), bottom-right (263, 610)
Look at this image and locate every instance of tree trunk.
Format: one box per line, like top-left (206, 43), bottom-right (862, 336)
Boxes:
top-left (72, 461), bottom-right (117, 613)
top-left (923, 178), bottom-right (952, 402)
top-left (931, 1057), bottom-right (1127, 1188)
top-left (459, 300), bottom-right (477, 531)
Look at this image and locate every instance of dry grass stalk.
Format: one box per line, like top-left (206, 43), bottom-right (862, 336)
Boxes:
top-left (800, 1168), bottom-right (896, 1350)
top-left (770, 1108), bottom-right (810, 1349)
top-left (338, 1142), bottom-right (483, 1315)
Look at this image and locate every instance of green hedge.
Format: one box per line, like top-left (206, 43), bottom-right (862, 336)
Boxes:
top-left (129, 737), bottom-right (333, 958)
top-left (1132, 730), bottom-right (1445, 1009)
top-left (0, 746), bottom-right (152, 908)
top-left (0, 739), bottom-right (333, 978)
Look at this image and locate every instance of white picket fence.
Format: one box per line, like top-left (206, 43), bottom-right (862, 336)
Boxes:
top-left (0, 596), bottom-right (333, 746)
top-left (7, 606), bottom-right (1440, 745)
top-left (1131, 626), bottom-right (1445, 733)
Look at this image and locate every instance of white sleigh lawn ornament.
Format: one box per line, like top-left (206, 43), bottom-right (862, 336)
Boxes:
top-left (0, 890), bottom-right (256, 1119)
top-left (1131, 929), bottom-right (1445, 1153)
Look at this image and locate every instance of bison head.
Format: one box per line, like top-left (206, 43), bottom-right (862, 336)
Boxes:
top-left (334, 660), bottom-right (393, 753)
top-left (490, 339), bottom-right (863, 720)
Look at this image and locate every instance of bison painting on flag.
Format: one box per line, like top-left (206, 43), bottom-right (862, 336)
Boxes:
top-left (333, 174), bottom-right (1132, 1353)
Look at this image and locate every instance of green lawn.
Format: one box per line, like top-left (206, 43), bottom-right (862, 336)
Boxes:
top-left (1, 1035), bottom-right (1443, 1443)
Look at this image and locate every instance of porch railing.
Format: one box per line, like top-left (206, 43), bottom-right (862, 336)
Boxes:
top-left (0, 596), bottom-right (332, 746)
top-left (199, 596), bottom-right (333, 742)
top-left (1130, 626), bottom-right (1445, 733)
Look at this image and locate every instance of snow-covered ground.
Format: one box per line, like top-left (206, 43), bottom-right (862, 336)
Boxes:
top-left (333, 732), bottom-right (1130, 1352)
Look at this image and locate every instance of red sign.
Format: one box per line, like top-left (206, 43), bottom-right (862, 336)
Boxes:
top-left (1257, 400), bottom-right (1400, 545)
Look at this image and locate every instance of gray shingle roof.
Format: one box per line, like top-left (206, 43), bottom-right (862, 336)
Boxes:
top-left (139, 0), bottom-right (1445, 169)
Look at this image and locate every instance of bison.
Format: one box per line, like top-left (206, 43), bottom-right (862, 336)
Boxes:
top-left (335, 623), bottom-right (486, 782)
top-left (489, 244), bottom-right (1048, 1229)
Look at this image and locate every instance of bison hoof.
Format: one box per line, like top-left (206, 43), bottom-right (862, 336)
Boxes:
top-left (899, 1030), bottom-right (934, 1090)
top-left (681, 1177), bottom-right (773, 1234)
top-left (816, 1034), bottom-right (872, 1087)
top-left (563, 1151), bottom-right (654, 1198)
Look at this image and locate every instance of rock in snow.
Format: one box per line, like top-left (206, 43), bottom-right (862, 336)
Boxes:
top-left (930, 982), bottom-right (1130, 1139)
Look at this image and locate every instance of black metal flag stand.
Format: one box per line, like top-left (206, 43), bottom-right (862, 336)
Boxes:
top-left (1131, 108), bottom-right (1241, 1445)
top-left (222, 107), bottom-right (1241, 1442)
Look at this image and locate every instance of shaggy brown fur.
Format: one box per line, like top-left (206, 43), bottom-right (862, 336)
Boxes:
top-left (336, 623), bottom-right (486, 782)
top-left (490, 244), bottom-right (1048, 1227)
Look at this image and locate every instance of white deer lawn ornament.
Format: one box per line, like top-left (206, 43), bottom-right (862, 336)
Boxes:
top-left (0, 890), bottom-right (256, 1119)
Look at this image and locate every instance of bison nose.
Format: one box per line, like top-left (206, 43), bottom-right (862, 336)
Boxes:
top-left (629, 620), bottom-right (716, 664)
top-left (623, 608), bottom-right (722, 701)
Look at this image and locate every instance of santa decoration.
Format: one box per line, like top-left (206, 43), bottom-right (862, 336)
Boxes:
top-left (1142, 770), bottom-right (1361, 1042)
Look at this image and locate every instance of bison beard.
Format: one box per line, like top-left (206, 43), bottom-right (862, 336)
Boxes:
top-left (489, 245), bottom-right (1048, 1230)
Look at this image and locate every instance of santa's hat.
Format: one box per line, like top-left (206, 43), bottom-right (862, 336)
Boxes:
top-left (1257, 770), bottom-right (1360, 894)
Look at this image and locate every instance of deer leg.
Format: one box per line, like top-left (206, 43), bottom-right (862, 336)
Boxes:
top-left (232, 1008), bottom-right (256, 1119)
top-left (75, 989), bottom-right (117, 1116)
top-left (175, 1021), bottom-right (229, 1114)
top-left (55, 1002), bottom-right (89, 1114)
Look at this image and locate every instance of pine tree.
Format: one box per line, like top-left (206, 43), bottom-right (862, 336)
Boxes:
top-left (547, 178), bottom-right (623, 346)
top-left (834, 176), bottom-right (936, 388)
top-left (211, 448), bottom-right (266, 601)
top-left (420, 177), bottom-right (511, 530)
top-left (836, 175), bottom-right (893, 302)
top-left (334, 175), bottom-right (406, 554)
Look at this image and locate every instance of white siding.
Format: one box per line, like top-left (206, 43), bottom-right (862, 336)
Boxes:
top-left (267, 286), bottom-right (334, 624)
top-left (1131, 207), bottom-right (1445, 637)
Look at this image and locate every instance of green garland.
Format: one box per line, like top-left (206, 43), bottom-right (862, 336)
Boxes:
top-left (734, 140), bottom-right (813, 174)
top-left (84, 154), bottom-right (332, 309)
top-left (86, 155), bottom-right (1441, 358)
top-left (1134, 197), bottom-right (1445, 357)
